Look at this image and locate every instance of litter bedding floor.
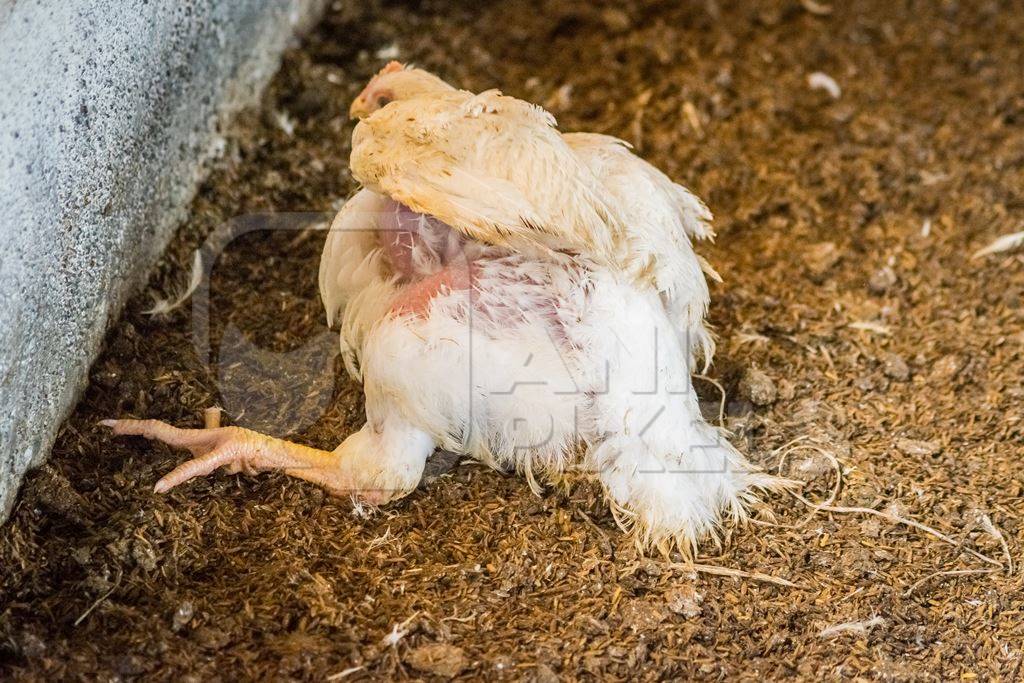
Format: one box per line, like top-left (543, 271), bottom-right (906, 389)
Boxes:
top-left (2, 0), bottom-right (1023, 679)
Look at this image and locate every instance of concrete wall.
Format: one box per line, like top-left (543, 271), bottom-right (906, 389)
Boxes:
top-left (0, 0), bottom-right (327, 520)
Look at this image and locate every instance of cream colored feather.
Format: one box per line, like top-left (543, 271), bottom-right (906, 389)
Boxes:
top-left (564, 132), bottom-right (717, 365)
top-left (349, 67), bottom-right (719, 364)
top-left (303, 65), bottom-right (769, 553)
top-left (350, 89), bottom-right (627, 265)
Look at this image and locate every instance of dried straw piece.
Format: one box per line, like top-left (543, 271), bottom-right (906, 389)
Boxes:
top-left (74, 570), bottom-right (122, 627)
top-left (773, 438), bottom-right (1005, 569)
top-left (669, 562), bottom-right (800, 589)
top-left (693, 374), bottom-right (727, 428)
top-left (903, 568), bottom-right (999, 597)
top-left (326, 666), bottom-right (365, 681)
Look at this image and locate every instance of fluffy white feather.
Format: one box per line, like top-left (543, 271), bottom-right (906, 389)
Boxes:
top-left (348, 65), bottom-right (720, 367)
top-left (109, 64), bottom-right (780, 557)
top-left (319, 66), bottom-right (779, 552)
top-left (339, 249), bottom-right (776, 553)
top-left (144, 250), bottom-right (203, 316)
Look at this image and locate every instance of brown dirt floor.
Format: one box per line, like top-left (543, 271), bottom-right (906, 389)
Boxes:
top-left (3, 0), bottom-right (1024, 679)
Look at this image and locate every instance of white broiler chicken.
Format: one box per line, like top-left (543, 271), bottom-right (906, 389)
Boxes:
top-left (350, 62), bottom-right (721, 366)
top-left (105, 63), bottom-right (779, 554)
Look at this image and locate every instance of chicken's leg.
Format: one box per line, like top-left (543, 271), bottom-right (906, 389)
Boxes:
top-left (102, 415), bottom-right (435, 505)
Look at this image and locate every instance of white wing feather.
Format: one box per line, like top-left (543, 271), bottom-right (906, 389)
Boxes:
top-left (345, 87), bottom-right (720, 367)
top-left (566, 132), bottom-right (717, 365)
top-left (318, 188), bottom-right (398, 378)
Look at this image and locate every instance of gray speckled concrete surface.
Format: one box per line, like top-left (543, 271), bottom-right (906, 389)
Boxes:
top-left (0, 0), bottom-right (327, 520)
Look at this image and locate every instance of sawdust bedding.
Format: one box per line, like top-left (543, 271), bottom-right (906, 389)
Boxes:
top-left (3, 0), bottom-right (1023, 679)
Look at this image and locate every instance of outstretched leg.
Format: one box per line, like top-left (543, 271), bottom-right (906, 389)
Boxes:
top-left (102, 414), bottom-right (435, 505)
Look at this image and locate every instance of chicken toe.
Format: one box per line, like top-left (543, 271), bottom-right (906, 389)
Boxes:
top-left (103, 419), bottom-right (355, 497)
top-left (102, 414), bottom-right (435, 507)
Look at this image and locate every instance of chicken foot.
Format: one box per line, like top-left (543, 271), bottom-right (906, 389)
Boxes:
top-left (101, 418), bottom-right (391, 504)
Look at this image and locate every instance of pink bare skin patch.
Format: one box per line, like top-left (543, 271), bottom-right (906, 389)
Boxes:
top-left (379, 201), bottom-right (467, 281)
top-left (378, 202), bottom-right (569, 335)
top-left (379, 200), bottom-right (478, 317)
top-left (389, 263), bottom-right (474, 317)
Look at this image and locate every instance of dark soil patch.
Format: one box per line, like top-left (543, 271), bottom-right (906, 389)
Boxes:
top-left (3, 0), bottom-right (1024, 679)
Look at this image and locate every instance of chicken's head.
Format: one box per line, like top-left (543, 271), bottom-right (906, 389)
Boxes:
top-left (349, 61), bottom-right (456, 119)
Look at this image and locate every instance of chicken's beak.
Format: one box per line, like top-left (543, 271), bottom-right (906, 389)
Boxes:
top-left (349, 96), bottom-right (370, 120)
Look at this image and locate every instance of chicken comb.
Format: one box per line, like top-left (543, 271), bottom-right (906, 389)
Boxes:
top-left (380, 61), bottom-right (406, 75)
